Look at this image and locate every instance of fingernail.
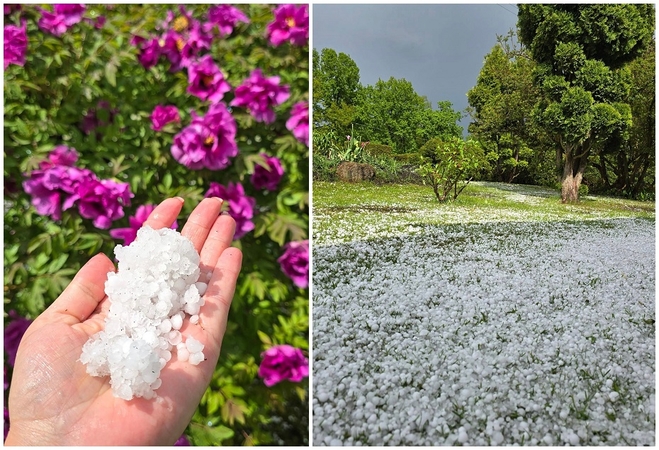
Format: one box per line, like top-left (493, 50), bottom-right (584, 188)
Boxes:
top-left (213, 197), bottom-right (223, 203)
top-left (221, 211), bottom-right (230, 216)
top-left (175, 196), bottom-right (184, 203)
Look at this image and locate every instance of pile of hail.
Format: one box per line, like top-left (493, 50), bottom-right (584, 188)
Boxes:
top-left (80, 226), bottom-right (208, 400)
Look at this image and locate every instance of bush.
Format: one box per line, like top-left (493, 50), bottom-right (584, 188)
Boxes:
top-left (417, 138), bottom-right (489, 202)
top-left (312, 154), bottom-right (337, 181)
top-left (392, 153), bottom-right (423, 165)
top-left (4, 4), bottom-right (308, 446)
top-left (364, 142), bottom-right (393, 157)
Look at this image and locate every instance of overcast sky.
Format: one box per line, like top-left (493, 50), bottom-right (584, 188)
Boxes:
top-left (312, 3), bottom-right (520, 134)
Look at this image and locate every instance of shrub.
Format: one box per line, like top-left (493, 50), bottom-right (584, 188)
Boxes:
top-left (417, 137), bottom-right (489, 202)
top-left (364, 142), bottom-right (393, 157)
top-left (392, 153), bottom-right (423, 165)
top-left (4, 4), bottom-right (308, 446)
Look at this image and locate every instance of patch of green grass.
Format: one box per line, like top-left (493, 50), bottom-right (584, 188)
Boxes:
top-left (312, 181), bottom-right (655, 245)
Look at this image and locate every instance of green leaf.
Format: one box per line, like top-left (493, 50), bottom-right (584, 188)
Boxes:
top-left (105, 62), bottom-right (117, 87)
top-left (257, 330), bottom-right (272, 346)
top-left (221, 398), bottom-right (248, 426)
top-left (188, 422), bottom-right (234, 446)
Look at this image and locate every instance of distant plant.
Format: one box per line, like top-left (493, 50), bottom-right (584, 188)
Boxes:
top-left (417, 137), bottom-right (489, 202)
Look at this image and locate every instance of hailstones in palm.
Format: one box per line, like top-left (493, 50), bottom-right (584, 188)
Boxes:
top-left (80, 226), bottom-right (206, 400)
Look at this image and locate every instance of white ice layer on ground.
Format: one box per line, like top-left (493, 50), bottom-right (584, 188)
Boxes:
top-left (313, 218), bottom-right (655, 445)
top-left (80, 226), bottom-right (206, 401)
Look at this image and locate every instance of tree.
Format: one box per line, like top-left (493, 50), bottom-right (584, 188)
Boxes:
top-left (415, 101), bottom-right (463, 149)
top-left (591, 43), bottom-right (655, 198)
top-left (517, 4), bottom-right (655, 202)
top-left (312, 48), bottom-right (361, 134)
top-left (467, 32), bottom-right (540, 183)
top-left (417, 137), bottom-right (488, 202)
top-left (356, 77), bottom-right (461, 153)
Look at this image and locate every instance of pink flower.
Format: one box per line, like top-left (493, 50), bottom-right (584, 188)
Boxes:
top-left (4, 311), bottom-right (32, 367)
top-left (204, 5), bottom-right (249, 36)
top-left (171, 102), bottom-right (238, 170)
top-left (266, 4), bottom-right (309, 47)
top-left (258, 345), bottom-right (308, 387)
top-left (23, 165), bottom-right (95, 221)
top-left (4, 21), bottom-right (27, 69)
top-left (110, 204), bottom-right (178, 245)
top-left (39, 145), bottom-right (78, 169)
top-left (53, 4), bottom-right (85, 26)
top-left (70, 178), bottom-right (133, 229)
top-left (278, 240), bottom-right (309, 288)
top-left (38, 4), bottom-right (85, 36)
top-left (286, 102), bottom-right (309, 147)
top-left (230, 69), bottom-right (290, 124)
top-left (133, 37), bottom-right (161, 70)
top-left (205, 182), bottom-right (255, 240)
top-left (150, 105), bottom-right (180, 131)
top-left (186, 55), bottom-right (231, 103)
top-left (160, 30), bottom-right (185, 72)
top-left (251, 154), bottom-right (284, 191)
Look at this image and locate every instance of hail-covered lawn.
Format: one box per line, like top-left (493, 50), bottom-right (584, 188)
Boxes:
top-left (312, 181), bottom-right (655, 446)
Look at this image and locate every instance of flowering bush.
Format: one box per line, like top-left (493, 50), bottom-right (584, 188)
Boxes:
top-left (4, 4), bottom-right (308, 446)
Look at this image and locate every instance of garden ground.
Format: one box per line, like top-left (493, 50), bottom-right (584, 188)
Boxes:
top-left (312, 182), bottom-right (655, 446)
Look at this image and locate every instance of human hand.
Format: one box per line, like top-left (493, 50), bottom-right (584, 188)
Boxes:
top-left (5, 197), bottom-right (243, 445)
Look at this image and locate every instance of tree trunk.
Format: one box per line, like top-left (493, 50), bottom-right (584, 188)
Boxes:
top-left (560, 144), bottom-right (589, 203)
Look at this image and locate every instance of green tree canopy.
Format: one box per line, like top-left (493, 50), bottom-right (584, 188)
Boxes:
top-left (356, 77), bottom-right (461, 153)
top-left (517, 4), bottom-right (655, 202)
top-left (467, 32), bottom-right (540, 183)
top-left (312, 48), bottom-right (361, 133)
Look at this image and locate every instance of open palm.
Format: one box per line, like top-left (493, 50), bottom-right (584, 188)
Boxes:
top-left (6, 197), bottom-right (242, 445)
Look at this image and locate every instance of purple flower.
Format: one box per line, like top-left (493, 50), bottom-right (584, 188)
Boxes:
top-left (40, 145), bottom-right (78, 169)
top-left (286, 102), bottom-right (309, 147)
top-left (4, 5), bottom-right (21, 15)
top-left (266, 4), bottom-right (309, 47)
top-left (205, 182), bottom-right (255, 240)
top-left (171, 103), bottom-right (238, 170)
top-left (204, 5), bottom-right (249, 36)
top-left (72, 178), bottom-right (133, 229)
top-left (174, 435), bottom-right (190, 446)
top-left (230, 69), bottom-right (290, 124)
top-left (251, 154), bottom-right (284, 191)
top-left (23, 165), bottom-right (94, 220)
top-left (278, 240), bottom-right (309, 288)
top-left (186, 55), bottom-right (231, 103)
top-left (160, 30), bottom-right (185, 72)
top-left (80, 101), bottom-right (118, 135)
top-left (4, 405), bottom-right (9, 441)
top-left (110, 204), bottom-right (178, 245)
top-left (53, 4), bottom-right (85, 26)
top-left (4, 21), bottom-right (27, 69)
top-left (150, 105), bottom-right (180, 131)
top-left (257, 345), bottom-right (308, 387)
top-left (38, 4), bottom-right (85, 36)
top-left (133, 37), bottom-right (161, 70)
top-left (179, 22), bottom-right (212, 67)
top-left (4, 311), bottom-right (32, 367)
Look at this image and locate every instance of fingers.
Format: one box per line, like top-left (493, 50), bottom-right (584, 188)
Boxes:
top-left (180, 197), bottom-right (224, 254)
top-left (142, 197), bottom-right (185, 230)
top-left (44, 253), bottom-right (116, 324)
top-left (201, 245), bottom-right (243, 359)
top-left (198, 213), bottom-right (236, 279)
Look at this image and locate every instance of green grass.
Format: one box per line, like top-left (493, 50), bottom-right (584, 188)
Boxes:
top-left (312, 181), bottom-right (655, 245)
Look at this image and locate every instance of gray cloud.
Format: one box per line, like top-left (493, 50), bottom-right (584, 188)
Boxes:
top-left (313, 3), bottom-right (519, 134)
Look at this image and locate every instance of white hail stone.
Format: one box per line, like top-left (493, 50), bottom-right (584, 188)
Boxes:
top-left (80, 226), bottom-right (206, 400)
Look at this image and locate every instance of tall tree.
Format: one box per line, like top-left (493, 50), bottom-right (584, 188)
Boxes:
top-left (467, 32), bottom-right (539, 183)
top-left (312, 48), bottom-right (361, 135)
top-left (591, 43), bottom-right (655, 198)
top-left (517, 4), bottom-right (655, 202)
top-left (356, 77), bottom-right (461, 153)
